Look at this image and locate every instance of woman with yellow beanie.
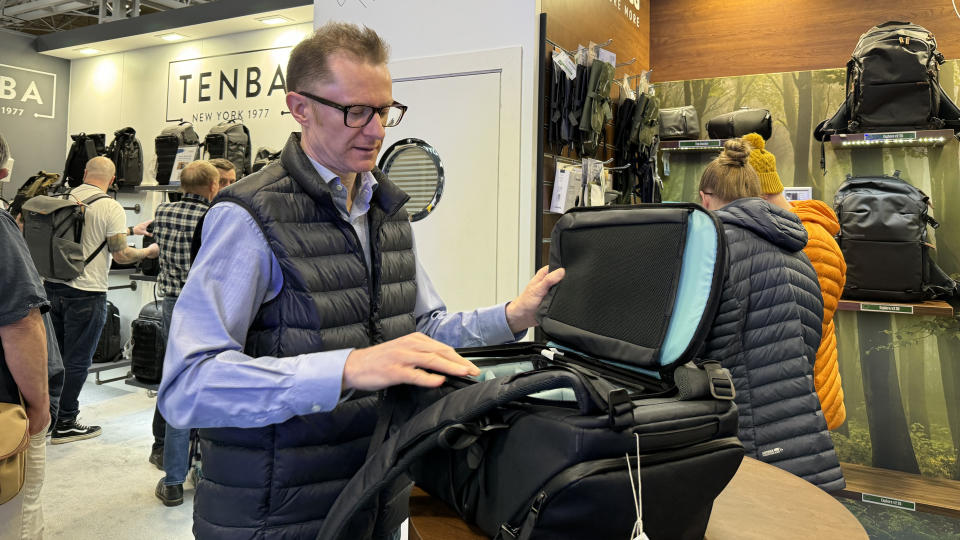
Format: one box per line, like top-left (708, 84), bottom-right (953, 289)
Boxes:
top-left (742, 132), bottom-right (848, 430)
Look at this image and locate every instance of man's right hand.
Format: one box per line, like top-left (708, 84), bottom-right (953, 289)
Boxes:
top-left (342, 332), bottom-right (480, 391)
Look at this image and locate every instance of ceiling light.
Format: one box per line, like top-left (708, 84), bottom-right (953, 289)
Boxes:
top-left (158, 33), bottom-right (187, 42)
top-left (257, 15), bottom-right (293, 25)
top-left (76, 48), bottom-right (101, 55)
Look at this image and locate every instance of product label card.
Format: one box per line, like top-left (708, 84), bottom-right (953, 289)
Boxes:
top-left (860, 303), bottom-right (914, 314)
top-left (168, 145), bottom-right (199, 184)
top-left (862, 493), bottom-right (916, 511)
top-left (552, 50), bottom-right (577, 80)
top-left (596, 47), bottom-right (617, 67)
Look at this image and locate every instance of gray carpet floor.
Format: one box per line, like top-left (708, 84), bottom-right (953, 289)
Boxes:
top-left (42, 374), bottom-right (193, 539)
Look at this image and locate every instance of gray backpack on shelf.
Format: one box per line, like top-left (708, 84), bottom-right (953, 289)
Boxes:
top-left (204, 121), bottom-right (252, 179)
top-left (21, 191), bottom-right (110, 281)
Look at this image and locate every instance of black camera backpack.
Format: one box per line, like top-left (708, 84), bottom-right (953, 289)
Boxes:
top-left (815, 21), bottom-right (960, 141)
top-left (93, 301), bottom-right (123, 364)
top-left (204, 121), bottom-right (252, 179)
top-left (63, 133), bottom-right (106, 187)
top-left (835, 171), bottom-right (957, 301)
top-left (155, 122), bottom-right (200, 185)
top-left (107, 127), bottom-right (144, 187)
top-left (315, 204), bottom-right (743, 540)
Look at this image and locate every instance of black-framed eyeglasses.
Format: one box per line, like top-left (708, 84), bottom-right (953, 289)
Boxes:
top-left (297, 91), bottom-right (407, 128)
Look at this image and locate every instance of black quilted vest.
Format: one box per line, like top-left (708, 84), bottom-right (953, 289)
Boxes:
top-left (193, 133), bottom-right (416, 540)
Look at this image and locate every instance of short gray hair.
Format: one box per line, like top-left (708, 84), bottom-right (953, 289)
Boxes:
top-left (286, 22), bottom-right (389, 92)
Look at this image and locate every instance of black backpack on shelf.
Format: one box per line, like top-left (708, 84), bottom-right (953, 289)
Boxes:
top-left (155, 122), bottom-right (200, 185)
top-left (204, 121), bottom-right (252, 179)
top-left (251, 147), bottom-right (280, 173)
top-left (92, 301), bottom-right (123, 364)
top-left (107, 127), bottom-right (144, 187)
top-left (63, 133), bottom-right (106, 187)
top-left (815, 21), bottom-right (960, 141)
top-left (835, 171), bottom-right (957, 301)
top-left (131, 301), bottom-right (166, 384)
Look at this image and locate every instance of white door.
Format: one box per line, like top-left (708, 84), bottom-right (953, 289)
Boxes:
top-left (384, 48), bottom-right (521, 314)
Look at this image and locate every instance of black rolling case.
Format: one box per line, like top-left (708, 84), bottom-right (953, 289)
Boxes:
top-left (131, 301), bottom-right (166, 384)
top-left (319, 204), bottom-right (745, 540)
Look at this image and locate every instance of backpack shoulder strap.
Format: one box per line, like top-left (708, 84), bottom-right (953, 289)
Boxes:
top-left (316, 369), bottom-right (610, 540)
top-left (79, 192), bottom-right (112, 265)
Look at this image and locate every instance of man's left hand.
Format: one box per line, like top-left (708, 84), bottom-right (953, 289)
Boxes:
top-left (133, 219), bottom-right (154, 236)
top-left (505, 266), bottom-right (565, 333)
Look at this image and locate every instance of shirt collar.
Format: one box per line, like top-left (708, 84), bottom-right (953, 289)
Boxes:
top-left (181, 192), bottom-right (211, 205)
top-left (305, 155), bottom-right (380, 218)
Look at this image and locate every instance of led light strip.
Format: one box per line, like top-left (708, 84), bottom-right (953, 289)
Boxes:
top-left (840, 137), bottom-right (945, 147)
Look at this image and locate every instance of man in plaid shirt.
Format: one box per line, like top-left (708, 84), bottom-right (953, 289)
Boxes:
top-left (151, 160), bottom-right (220, 507)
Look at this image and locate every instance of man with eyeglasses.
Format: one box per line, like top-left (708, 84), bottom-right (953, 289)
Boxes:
top-left (158, 22), bottom-right (563, 540)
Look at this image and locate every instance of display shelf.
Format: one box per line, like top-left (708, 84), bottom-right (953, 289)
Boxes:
top-left (115, 183), bottom-right (182, 193)
top-left (837, 298), bottom-right (954, 317)
top-left (130, 273), bottom-right (157, 282)
top-left (660, 139), bottom-right (725, 152)
top-left (837, 462), bottom-right (960, 518)
top-left (830, 129), bottom-right (955, 148)
top-left (88, 359), bottom-right (131, 385)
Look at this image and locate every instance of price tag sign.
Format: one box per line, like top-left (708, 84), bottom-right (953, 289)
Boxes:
top-left (678, 140), bottom-right (722, 149)
top-left (863, 131), bottom-right (917, 141)
top-left (862, 493), bottom-right (916, 511)
top-left (860, 303), bottom-right (914, 315)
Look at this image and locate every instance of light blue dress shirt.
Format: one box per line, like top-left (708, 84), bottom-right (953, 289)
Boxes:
top-left (158, 160), bottom-right (520, 429)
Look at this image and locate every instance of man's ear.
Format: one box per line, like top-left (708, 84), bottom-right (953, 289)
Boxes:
top-left (285, 92), bottom-right (312, 128)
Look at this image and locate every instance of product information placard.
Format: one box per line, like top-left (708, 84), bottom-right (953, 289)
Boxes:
top-left (860, 303), bottom-right (914, 315)
top-left (165, 47), bottom-right (291, 125)
top-left (862, 493), bottom-right (916, 511)
top-left (168, 145), bottom-right (199, 184)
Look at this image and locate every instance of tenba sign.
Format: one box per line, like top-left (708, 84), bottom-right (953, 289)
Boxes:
top-left (166, 47), bottom-right (292, 125)
top-left (0, 63), bottom-right (56, 119)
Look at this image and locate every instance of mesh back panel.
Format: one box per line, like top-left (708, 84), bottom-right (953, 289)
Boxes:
top-left (547, 222), bottom-right (683, 348)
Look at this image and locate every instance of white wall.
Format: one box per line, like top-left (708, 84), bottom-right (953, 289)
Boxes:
top-left (67, 23), bottom-right (312, 341)
top-left (319, 0), bottom-right (541, 301)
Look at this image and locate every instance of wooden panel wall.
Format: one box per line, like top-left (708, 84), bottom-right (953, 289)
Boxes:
top-left (541, 0), bottom-right (651, 76)
top-left (535, 1), bottom-right (651, 270)
top-left (651, 0), bottom-right (960, 82)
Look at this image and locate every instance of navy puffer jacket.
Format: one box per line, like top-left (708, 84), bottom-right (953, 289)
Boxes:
top-left (703, 198), bottom-right (844, 491)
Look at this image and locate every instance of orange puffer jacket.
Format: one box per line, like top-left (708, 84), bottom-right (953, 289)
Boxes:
top-left (792, 200), bottom-right (847, 429)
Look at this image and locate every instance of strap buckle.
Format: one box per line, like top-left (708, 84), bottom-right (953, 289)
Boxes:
top-left (703, 363), bottom-right (736, 401)
top-left (607, 388), bottom-right (633, 429)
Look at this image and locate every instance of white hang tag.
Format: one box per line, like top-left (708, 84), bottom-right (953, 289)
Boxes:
top-left (574, 45), bottom-right (587, 66)
top-left (584, 43), bottom-right (597, 67)
top-left (632, 533), bottom-right (650, 540)
top-left (596, 47), bottom-right (616, 66)
top-left (550, 166), bottom-right (572, 213)
top-left (622, 76), bottom-right (636, 101)
top-left (552, 49), bottom-right (577, 80)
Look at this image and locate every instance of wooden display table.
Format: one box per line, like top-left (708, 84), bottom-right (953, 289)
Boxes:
top-left (409, 457), bottom-right (867, 540)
